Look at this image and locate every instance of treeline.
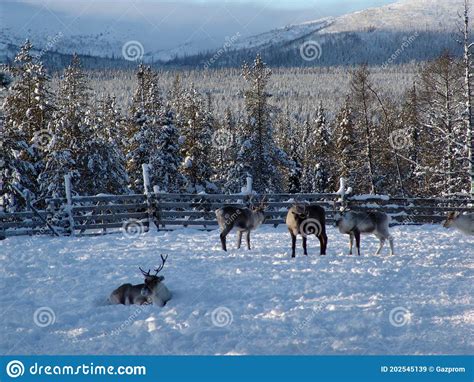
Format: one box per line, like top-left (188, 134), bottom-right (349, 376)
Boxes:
top-left (0, 41), bottom-right (471, 210)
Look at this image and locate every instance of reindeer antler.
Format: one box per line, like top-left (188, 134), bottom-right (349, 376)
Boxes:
top-left (154, 254), bottom-right (168, 275)
top-left (139, 267), bottom-right (152, 277)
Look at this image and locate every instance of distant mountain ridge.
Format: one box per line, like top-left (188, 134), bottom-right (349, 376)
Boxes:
top-left (0, 0), bottom-right (468, 69)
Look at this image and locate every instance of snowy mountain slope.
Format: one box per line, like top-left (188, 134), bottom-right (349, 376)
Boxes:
top-left (0, 0), bottom-right (468, 67)
top-left (170, 0), bottom-right (468, 67)
top-left (322, 0), bottom-right (462, 33)
top-left (1, 224), bottom-right (473, 355)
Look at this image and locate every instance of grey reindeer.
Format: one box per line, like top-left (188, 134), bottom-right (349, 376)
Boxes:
top-left (110, 255), bottom-right (172, 306)
top-left (215, 197), bottom-right (267, 251)
top-left (443, 211), bottom-right (474, 235)
top-left (334, 210), bottom-right (394, 256)
top-left (286, 203), bottom-right (328, 257)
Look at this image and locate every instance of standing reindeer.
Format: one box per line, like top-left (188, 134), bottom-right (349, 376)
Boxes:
top-left (443, 212), bottom-right (474, 235)
top-left (110, 255), bottom-right (172, 306)
top-left (215, 198), bottom-right (266, 251)
top-left (286, 203), bottom-right (327, 257)
top-left (335, 210), bottom-right (394, 256)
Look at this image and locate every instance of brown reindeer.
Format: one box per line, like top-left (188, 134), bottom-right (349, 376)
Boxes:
top-left (286, 203), bottom-right (328, 257)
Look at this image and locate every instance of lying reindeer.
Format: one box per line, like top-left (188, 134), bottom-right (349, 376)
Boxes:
top-left (215, 197), bottom-right (266, 251)
top-left (110, 255), bottom-right (171, 306)
top-left (334, 210), bottom-right (394, 256)
top-left (286, 203), bottom-right (327, 257)
top-left (443, 211), bottom-right (474, 235)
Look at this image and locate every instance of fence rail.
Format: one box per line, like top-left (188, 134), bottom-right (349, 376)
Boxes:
top-left (1, 190), bottom-right (473, 238)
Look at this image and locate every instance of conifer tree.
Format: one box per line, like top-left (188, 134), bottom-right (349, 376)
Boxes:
top-left (2, 40), bottom-right (53, 201)
top-left (235, 54), bottom-right (290, 193)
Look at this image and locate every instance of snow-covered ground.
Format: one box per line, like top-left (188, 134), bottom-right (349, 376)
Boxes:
top-left (0, 224), bottom-right (472, 355)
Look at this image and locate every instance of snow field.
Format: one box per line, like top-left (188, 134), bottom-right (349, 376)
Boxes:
top-left (0, 224), bottom-right (472, 355)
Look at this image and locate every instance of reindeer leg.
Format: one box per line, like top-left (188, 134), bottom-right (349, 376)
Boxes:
top-left (318, 231), bottom-right (327, 256)
top-left (302, 235), bottom-right (308, 256)
top-left (354, 230), bottom-right (361, 256)
top-left (388, 235), bottom-right (394, 255)
top-left (220, 226), bottom-right (232, 251)
top-left (289, 230), bottom-right (296, 258)
top-left (246, 231), bottom-right (251, 250)
top-left (236, 230), bottom-right (242, 249)
top-left (375, 236), bottom-right (385, 255)
top-left (348, 233), bottom-right (353, 255)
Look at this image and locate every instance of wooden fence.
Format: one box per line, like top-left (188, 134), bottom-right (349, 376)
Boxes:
top-left (1, 191), bottom-right (472, 238)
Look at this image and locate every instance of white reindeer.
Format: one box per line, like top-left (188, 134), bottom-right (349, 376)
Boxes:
top-left (335, 210), bottom-right (394, 256)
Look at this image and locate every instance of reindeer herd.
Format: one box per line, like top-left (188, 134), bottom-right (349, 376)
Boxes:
top-left (110, 198), bottom-right (473, 306)
top-left (216, 199), bottom-right (397, 257)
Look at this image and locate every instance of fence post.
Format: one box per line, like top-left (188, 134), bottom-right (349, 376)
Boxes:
top-left (336, 177), bottom-right (352, 209)
top-left (142, 163), bottom-right (154, 232)
top-left (64, 173), bottom-right (75, 236)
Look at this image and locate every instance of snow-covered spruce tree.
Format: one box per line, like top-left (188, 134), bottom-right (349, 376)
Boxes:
top-left (274, 109), bottom-right (302, 192)
top-left (2, 40), bottom-right (53, 203)
top-left (418, 52), bottom-right (466, 195)
top-left (176, 85), bottom-right (216, 193)
top-left (86, 95), bottom-right (129, 194)
top-left (300, 115), bottom-right (316, 192)
top-left (149, 110), bottom-right (186, 193)
top-left (40, 54), bottom-right (128, 196)
top-left (312, 101), bottom-right (332, 192)
top-left (125, 64), bottom-right (165, 192)
top-left (334, 99), bottom-right (359, 189)
top-left (287, 128), bottom-right (303, 194)
top-left (235, 54), bottom-right (290, 193)
top-left (96, 95), bottom-right (127, 150)
top-left (213, 108), bottom-right (238, 192)
top-left (348, 64), bottom-right (378, 194)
